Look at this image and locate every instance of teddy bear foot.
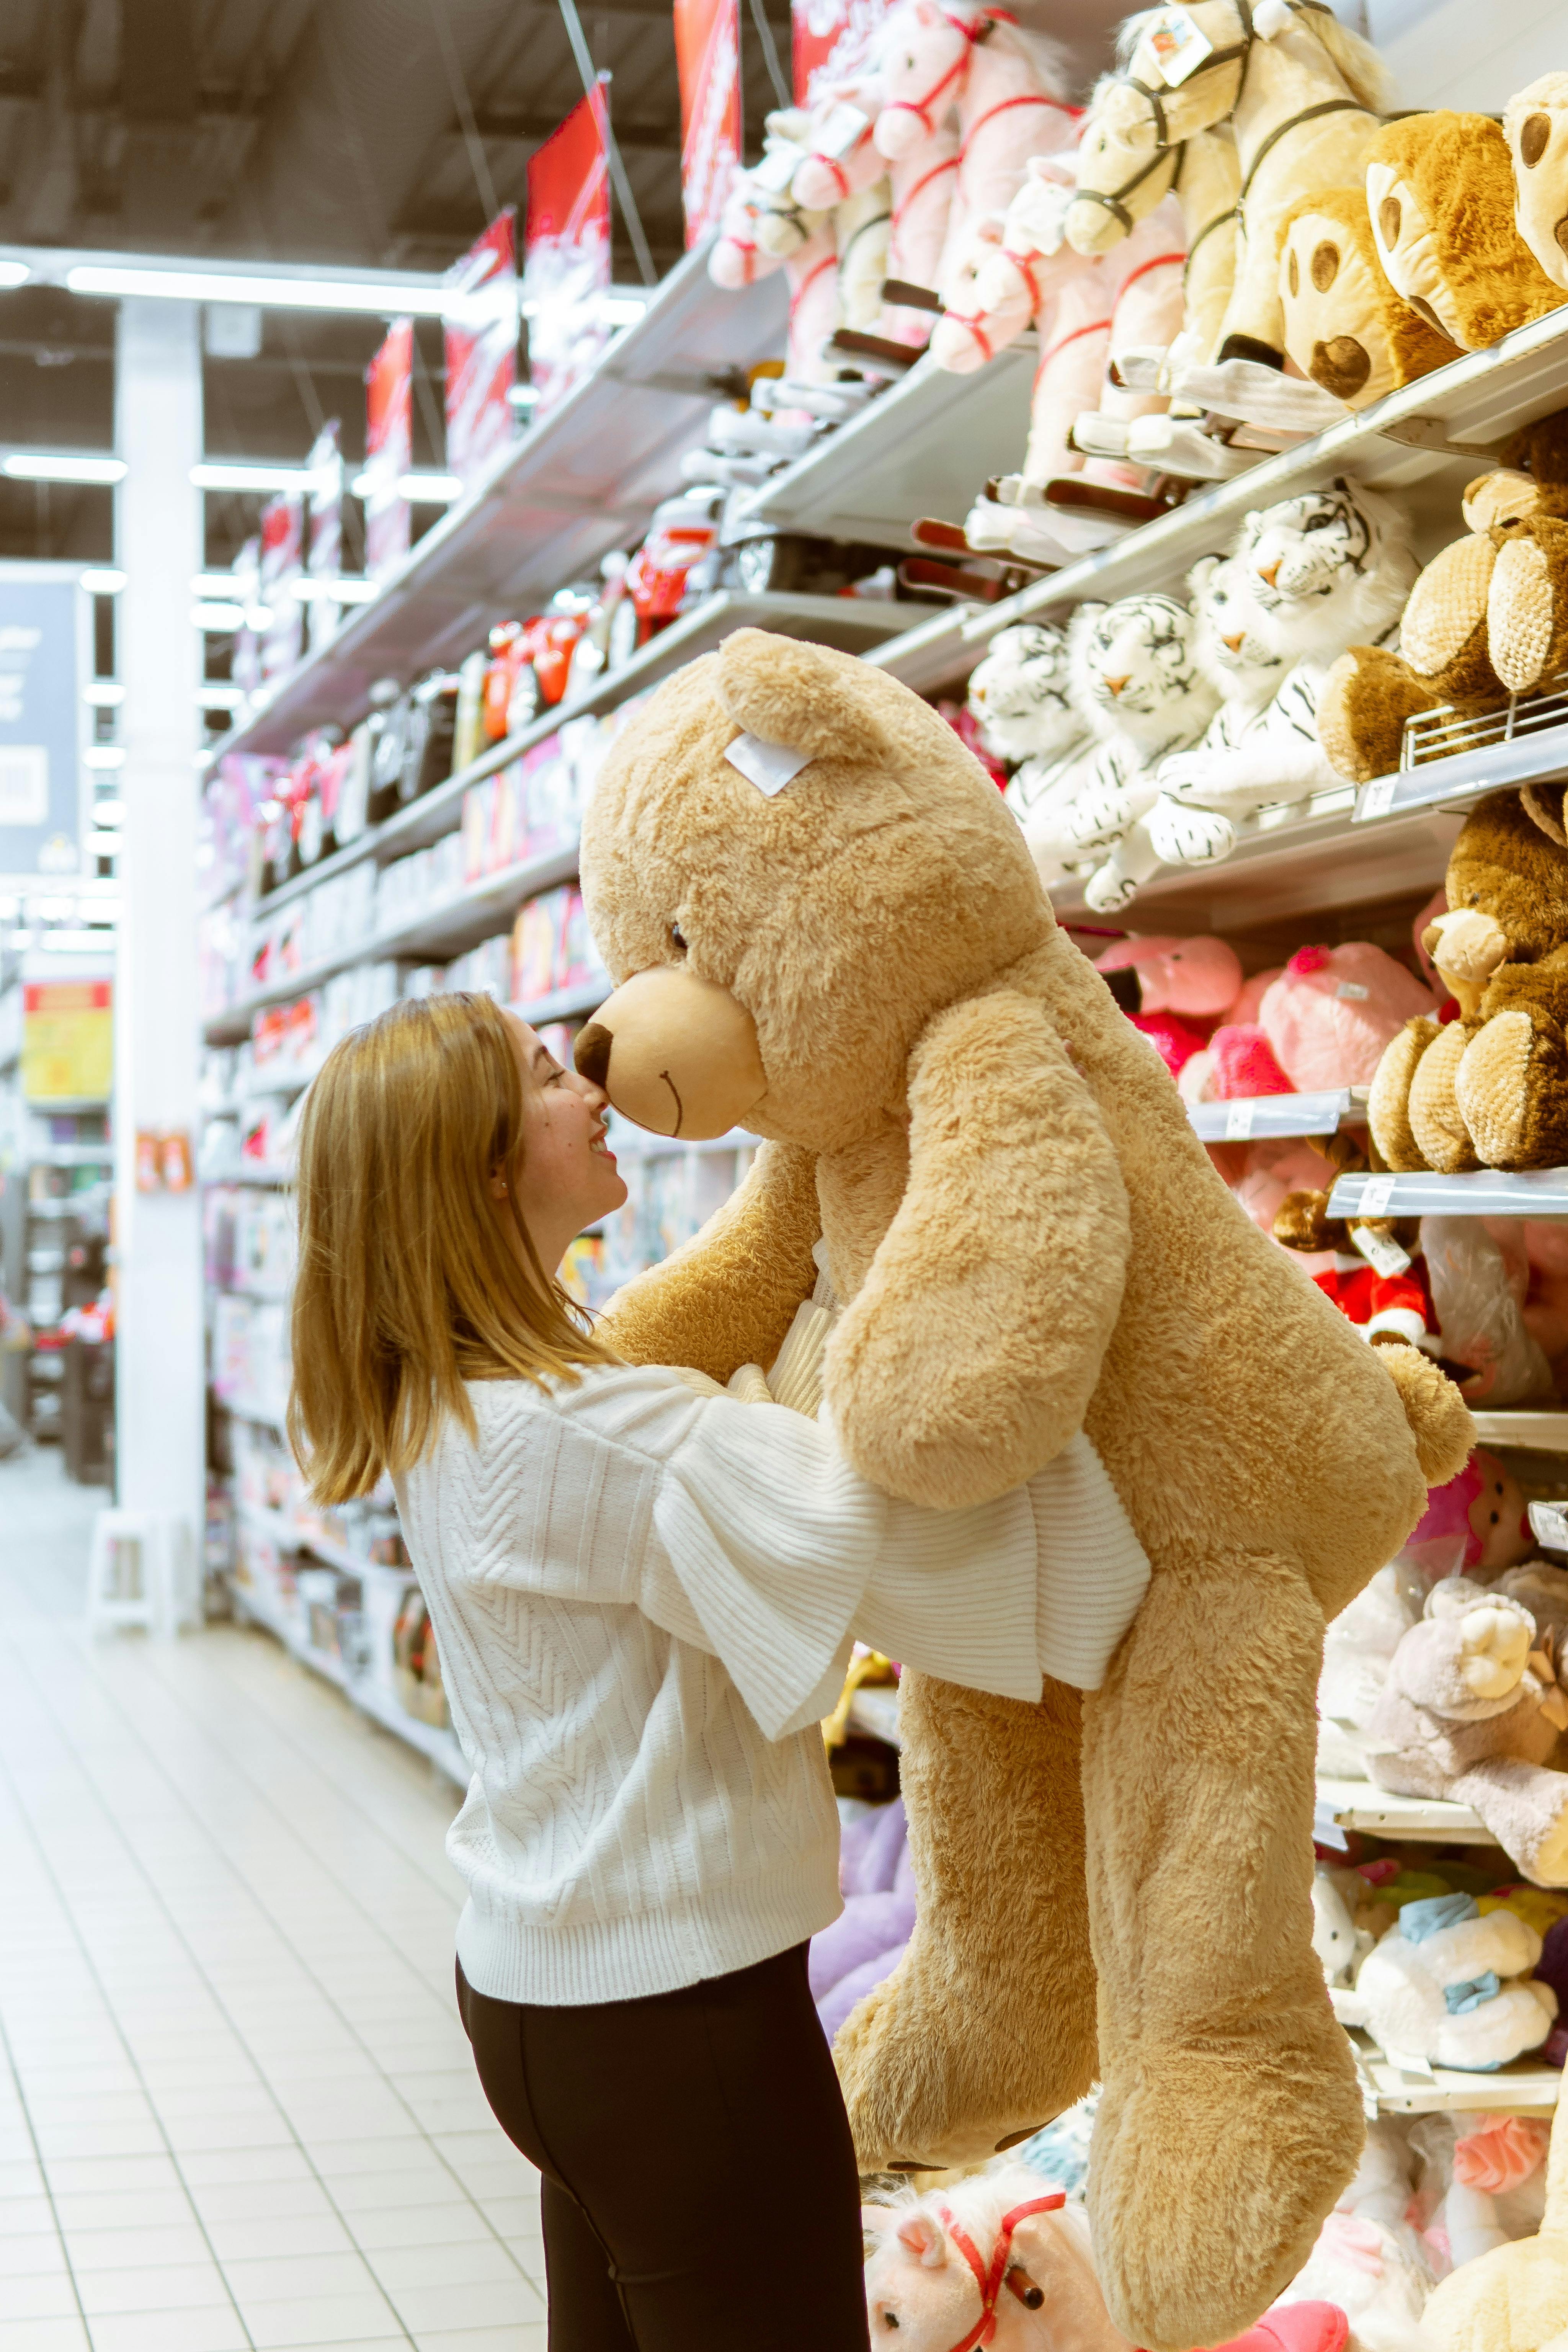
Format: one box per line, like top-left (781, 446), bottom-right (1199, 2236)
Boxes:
top-left (1088, 2003), bottom-right (1364, 2352)
top-left (1369, 1015), bottom-right (1442, 1171)
top-left (833, 1929), bottom-right (1097, 2174)
top-left (1456, 1008), bottom-right (1568, 1169)
top-left (1408, 1018), bottom-right (1482, 1172)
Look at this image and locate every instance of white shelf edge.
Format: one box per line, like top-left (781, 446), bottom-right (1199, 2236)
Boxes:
top-left (1470, 1411), bottom-right (1568, 1449)
top-left (1331, 1169), bottom-right (1568, 1219)
top-left (1315, 1776), bottom-right (1493, 1844)
top-left (1349, 2033), bottom-right (1559, 2114)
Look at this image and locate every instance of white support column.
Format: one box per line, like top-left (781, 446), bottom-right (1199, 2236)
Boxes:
top-left (112, 297), bottom-right (204, 1625)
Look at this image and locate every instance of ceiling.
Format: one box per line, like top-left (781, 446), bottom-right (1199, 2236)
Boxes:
top-left (0, 0), bottom-right (1132, 567)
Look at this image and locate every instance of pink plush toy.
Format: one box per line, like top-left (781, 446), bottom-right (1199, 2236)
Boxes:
top-left (811, 1798), bottom-right (914, 2042)
top-left (1400, 1449), bottom-right (1533, 1584)
top-left (1259, 945), bottom-right (1439, 1094)
top-left (1179, 1022), bottom-right (1295, 1105)
top-left (1522, 1221), bottom-right (1568, 1363)
top-left (864, 2168), bottom-right (1352, 2352)
top-left (872, 0), bottom-right (1077, 308)
top-left (1095, 933), bottom-right (1243, 1020)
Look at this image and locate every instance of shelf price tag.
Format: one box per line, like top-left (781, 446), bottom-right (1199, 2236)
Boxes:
top-left (1359, 1176), bottom-right (1397, 1217)
top-left (1356, 776), bottom-right (1398, 822)
top-left (1530, 1501), bottom-right (1568, 1551)
top-left (1223, 1100), bottom-right (1255, 1141)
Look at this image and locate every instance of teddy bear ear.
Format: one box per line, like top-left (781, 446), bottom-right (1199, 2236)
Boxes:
top-left (714, 627), bottom-right (900, 769)
top-left (1522, 781), bottom-right (1568, 846)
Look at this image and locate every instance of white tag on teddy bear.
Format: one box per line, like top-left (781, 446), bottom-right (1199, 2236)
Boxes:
top-left (1351, 1223), bottom-right (1411, 1278)
top-left (1142, 7), bottom-right (1216, 85)
top-left (726, 732), bottom-right (814, 796)
top-left (1335, 980), bottom-right (1370, 1003)
top-left (1529, 1501), bottom-right (1568, 1552)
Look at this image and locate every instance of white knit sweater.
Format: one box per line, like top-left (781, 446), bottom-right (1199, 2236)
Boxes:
top-left (395, 1365), bottom-right (1148, 2007)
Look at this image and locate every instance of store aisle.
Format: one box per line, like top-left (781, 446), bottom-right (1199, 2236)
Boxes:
top-left (0, 1457), bottom-right (546, 2352)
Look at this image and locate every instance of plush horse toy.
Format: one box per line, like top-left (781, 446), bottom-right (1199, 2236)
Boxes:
top-left (1065, 0), bottom-right (1391, 428)
top-left (873, 0), bottom-right (1079, 307)
top-left (789, 71), bottom-right (956, 350)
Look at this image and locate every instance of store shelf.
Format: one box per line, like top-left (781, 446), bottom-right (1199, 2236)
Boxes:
top-left (1472, 1411), bottom-right (1568, 1450)
top-left (847, 1685), bottom-right (900, 1747)
top-left (1331, 1169), bottom-right (1568, 1219)
top-left (516, 979), bottom-right (606, 1027)
top-left (1188, 1089), bottom-right (1357, 1143)
top-left (737, 343), bottom-right (1037, 552)
top-left (201, 244), bottom-right (788, 769)
top-left (867, 299), bottom-right (1568, 697)
top-left (1315, 1777), bottom-right (1494, 1846)
top-left (1351, 2035), bottom-right (1559, 2115)
top-left (230, 1567), bottom-right (466, 1788)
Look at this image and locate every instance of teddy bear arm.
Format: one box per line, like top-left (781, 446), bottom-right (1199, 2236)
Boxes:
top-left (825, 990), bottom-right (1130, 1511)
top-left (1317, 646), bottom-right (1447, 785)
top-left (592, 1137), bottom-right (821, 1383)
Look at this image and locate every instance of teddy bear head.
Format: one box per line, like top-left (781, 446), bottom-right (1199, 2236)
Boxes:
top-left (1366, 112), bottom-right (1564, 353)
top-left (1442, 786), bottom-right (1568, 970)
top-left (1277, 187), bottom-right (1459, 409)
top-left (967, 622), bottom-right (1080, 763)
top-left (1505, 74), bottom-right (1568, 293)
top-left (575, 629), bottom-right (1049, 1148)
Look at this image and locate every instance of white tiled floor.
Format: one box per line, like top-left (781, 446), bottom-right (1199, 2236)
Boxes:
top-left (0, 1449), bottom-right (547, 2351)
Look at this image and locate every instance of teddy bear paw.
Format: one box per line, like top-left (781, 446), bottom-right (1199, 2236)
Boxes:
top-left (1457, 1008), bottom-right (1568, 1169)
top-left (1455, 1601), bottom-right (1532, 1699)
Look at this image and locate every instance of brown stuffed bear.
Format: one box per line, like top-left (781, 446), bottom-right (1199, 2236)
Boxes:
top-left (574, 629), bottom-right (1473, 2351)
top-left (1277, 184), bottom-right (1460, 406)
top-left (1318, 409), bottom-right (1568, 784)
top-left (1370, 784), bottom-right (1568, 1173)
top-left (1506, 74), bottom-right (1568, 293)
top-left (1367, 112), bottom-right (1566, 351)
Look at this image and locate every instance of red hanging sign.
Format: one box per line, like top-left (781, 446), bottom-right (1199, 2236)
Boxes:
top-left (363, 317), bottom-right (413, 580)
top-left (444, 209), bottom-right (519, 490)
top-left (258, 490), bottom-right (304, 684)
top-left (524, 82), bottom-right (612, 418)
top-left (792, 0), bottom-right (895, 103)
top-left (675, 0), bottom-right (742, 247)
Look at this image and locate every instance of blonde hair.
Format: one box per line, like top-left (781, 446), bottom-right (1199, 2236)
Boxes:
top-left (287, 991), bottom-right (612, 1503)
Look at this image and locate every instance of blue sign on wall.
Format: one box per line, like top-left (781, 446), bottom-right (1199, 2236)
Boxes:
top-left (0, 565), bottom-right (87, 884)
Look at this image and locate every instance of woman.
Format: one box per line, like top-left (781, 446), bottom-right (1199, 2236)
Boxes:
top-left (288, 990), bottom-right (1148, 2352)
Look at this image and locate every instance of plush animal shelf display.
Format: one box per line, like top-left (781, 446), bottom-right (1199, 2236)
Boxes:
top-left (1066, 0), bottom-right (1391, 429)
top-left (575, 627), bottom-right (1472, 2351)
top-left (1320, 412), bottom-right (1568, 789)
top-left (1366, 787), bottom-right (1568, 1176)
top-left (1363, 1576), bottom-right (1568, 1886)
top-left (1424, 2082), bottom-right (1568, 2352)
top-left (1338, 1888), bottom-right (1556, 2070)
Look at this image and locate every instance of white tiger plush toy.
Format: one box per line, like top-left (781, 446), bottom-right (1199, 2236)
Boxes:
top-left (966, 623), bottom-right (1082, 764)
top-left (1027, 591), bottom-right (1218, 911)
top-left (1153, 481), bottom-right (1416, 856)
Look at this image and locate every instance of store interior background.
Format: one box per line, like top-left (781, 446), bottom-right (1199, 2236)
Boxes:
top-left (3, 0), bottom-right (1568, 2346)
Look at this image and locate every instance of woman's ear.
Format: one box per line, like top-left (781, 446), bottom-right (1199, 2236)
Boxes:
top-left (488, 1167), bottom-right (510, 1200)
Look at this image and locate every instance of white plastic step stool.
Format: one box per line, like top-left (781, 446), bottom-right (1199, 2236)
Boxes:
top-left (85, 1509), bottom-right (175, 1637)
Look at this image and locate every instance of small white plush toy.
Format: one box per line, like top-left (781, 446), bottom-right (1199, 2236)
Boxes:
top-left (1312, 1866), bottom-right (1375, 2001)
top-left (1336, 1890), bottom-right (1556, 2073)
top-left (1318, 1562), bottom-right (1424, 1781)
top-left (1155, 484), bottom-right (1417, 844)
top-left (1037, 591), bottom-right (1218, 912)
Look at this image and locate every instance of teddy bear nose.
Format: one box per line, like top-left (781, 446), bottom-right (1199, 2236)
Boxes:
top-left (573, 1023), bottom-right (614, 1090)
top-left (1102, 674), bottom-right (1130, 697)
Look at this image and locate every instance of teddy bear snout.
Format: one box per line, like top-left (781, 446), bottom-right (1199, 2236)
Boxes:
top-left (1423, 905), bottom-right (1509, 984)
top-left (573, 964), bottom-right (768, 1141)
top-left (1457, 1603), bottom-right (1533, 1699)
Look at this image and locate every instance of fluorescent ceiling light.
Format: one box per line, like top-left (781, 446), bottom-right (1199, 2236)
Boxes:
top-left (83, 681), bottom-right (124, 706)
top-left (80, 567), bottom-right (126, 594)
top-left (348, 469), bottom-right (462, 504)
top-left (40, 928), bottom-right (116, 951)
top-left (65, 263), bottom-right (448, 317)
top-left (291, 574), bottom-right (379, 603)
top-left (191, 461), bottom-right (311, 493)
top-left (4, 451), bottom-right (126, 483)
top-left (197, 684), bottom-right (246, 708)
top-left (87, 835), bottom-right (119, 856)
top-left (0, 263), bottom-right (28, 289)
top-left (34, 898), bottom-right (77, 919)
top-left (84, 745), bottom-right (124, 768)
top-left (192, 570), bottom-right (245, 596)
top-left (193, 600), bottom-right (246, 630)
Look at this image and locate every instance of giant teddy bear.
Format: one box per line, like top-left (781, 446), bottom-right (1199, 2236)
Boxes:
top-left (571, 630), bottom-right (1472, 2352)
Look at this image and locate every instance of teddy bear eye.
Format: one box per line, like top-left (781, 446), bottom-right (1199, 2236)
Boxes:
top-left (670, 923), bottom-right (688, 954)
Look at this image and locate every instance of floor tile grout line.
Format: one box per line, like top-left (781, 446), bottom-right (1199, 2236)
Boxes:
top-left (0, 2000), bottom-right (93, 2333)
top-left (14, 1629), bottom-right (536, 2306)
top-left (0, 1740), bottom-right (261, 2351)
top-left (137, 1623), bottom-right (462, 1904)
top-left (2, 1664), bottom-right (430, 2351)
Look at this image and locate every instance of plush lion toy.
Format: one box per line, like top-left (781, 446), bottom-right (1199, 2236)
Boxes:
top-left (575, 630), bottom-right (1472, 2352)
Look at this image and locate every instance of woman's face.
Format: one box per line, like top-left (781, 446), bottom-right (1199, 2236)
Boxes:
top-left (495, 1011), bottom-right (627, 1267)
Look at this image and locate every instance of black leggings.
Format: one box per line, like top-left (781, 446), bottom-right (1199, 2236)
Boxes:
top-left (456, 1943), bottom-right (871, 2352)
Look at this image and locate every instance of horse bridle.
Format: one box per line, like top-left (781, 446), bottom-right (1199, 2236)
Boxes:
top-left (879, 6), bottom-right (1013, 140)
top-left (1071, 0), bottom-right (1354, 236)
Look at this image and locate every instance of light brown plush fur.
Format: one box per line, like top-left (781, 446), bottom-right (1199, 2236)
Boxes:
top-left (578, 630), bottom-right (1472, 2351)
top-left (1367, 113), bottom-right (1565, 351)
top-left (1506, 74), bottom-right (1568, 295)
top-left (1370, 787), bottom-right (1568, 1174)
top-left (1277, 187), bottom-right (1461, 407)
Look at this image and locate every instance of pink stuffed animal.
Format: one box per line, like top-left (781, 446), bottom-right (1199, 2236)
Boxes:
top-left (872, 0), bottom-right (1077, 308)
top-left (791, 71), bottom-right (959, 350)
top-left (1522, 1221), bottom-right (1568, 1364)
top-left (1259, 945), bottom-right (1439, 1094)
top-left (864, 2168), bottom-right (1352, 2352)
top-left (1179, 1023), bottom-right (1295, 1105)
top-left (1094, 934), bottom-right (1243, 1078)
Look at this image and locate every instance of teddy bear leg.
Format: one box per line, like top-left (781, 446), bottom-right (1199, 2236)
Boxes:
top-left (1369, 1016), bottom-right (1442, 1171)
top-left (1316, 646), bottom-right (1447, 785)
top-left (1080, 1551), bottom-right (1361, 2352)
top-left (832, 1669), bottom-right (1097, 2171)
top-left (1455, 1002), bottom-right (1568, 1170)
top-left (1408, 1019), bottom-right (1482, 1173)
top-left (1448, 1759), bottom-right (1568, 1885)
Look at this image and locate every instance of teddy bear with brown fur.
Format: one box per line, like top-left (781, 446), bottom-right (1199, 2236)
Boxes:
top-left (1319, 409), bottom-right (1568, 786)
top-left (1366, 111), bottom-right (1566, 352)
top-left (1370, 784), bottom-right (1568, 1174)
top-left (571, 627), bottom-right (1473, 2352)
top-left (1277, 184), bottom-right (1460, 408)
